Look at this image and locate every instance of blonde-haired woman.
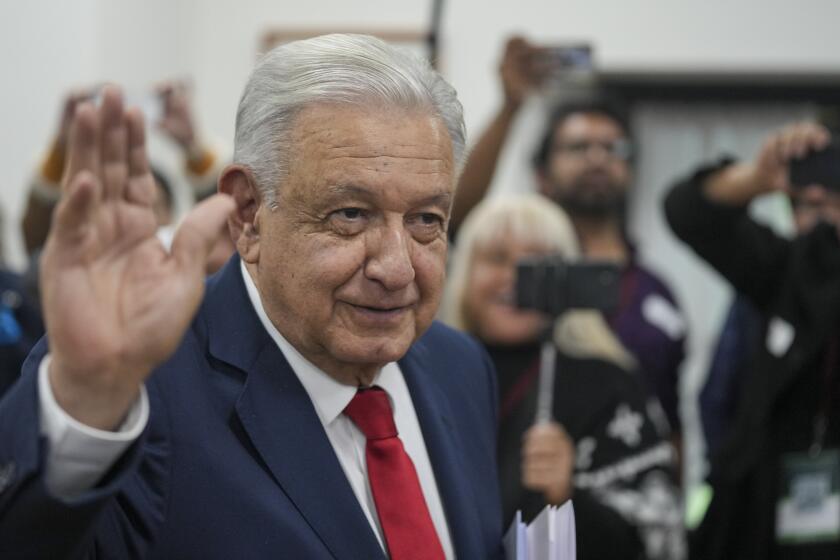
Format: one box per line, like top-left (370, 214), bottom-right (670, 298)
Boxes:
top-left (443, 193), bottom-right (684, 560)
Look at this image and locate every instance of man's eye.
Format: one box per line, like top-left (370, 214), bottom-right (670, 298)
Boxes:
top-left (327, 208), bottom-right (368, 235)
top-left (409, 213), bottom-right (444, 230)
top-left (406, 213), bottom-right (445, 242)
top-left (336, 208), bottom-right (363, 220)
top-left (418, 213), bottom-right (443, 226)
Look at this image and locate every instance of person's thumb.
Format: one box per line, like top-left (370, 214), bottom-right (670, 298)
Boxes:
top-left (171, 193), bottom-right (236, 275)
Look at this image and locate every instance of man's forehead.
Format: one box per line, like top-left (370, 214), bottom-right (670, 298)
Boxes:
top-left (292, 104), bottom-right (453, 157)
top-left (317, 183), bottom-right (453, 207)
top-left (555, 112), bottom-right (627, 141)
top-left (280, 104), bottom-right (456, 204)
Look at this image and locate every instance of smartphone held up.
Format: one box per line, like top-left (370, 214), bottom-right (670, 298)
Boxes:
top-left (531, 43), bottom-right (595, 88)
top-left (789, 141), bottom-right (840, 192)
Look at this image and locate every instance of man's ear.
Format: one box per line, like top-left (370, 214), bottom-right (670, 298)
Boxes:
top-left (219, 164), bottom-right (262, 263)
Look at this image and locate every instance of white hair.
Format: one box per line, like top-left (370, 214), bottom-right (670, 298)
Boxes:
top-left (233, 33), bottom-right (466, 207)
top-left (441, 193), bottom-right (636, 371)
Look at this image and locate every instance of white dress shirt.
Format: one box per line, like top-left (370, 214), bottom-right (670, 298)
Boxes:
top-left (38, 261), bottom-right (454, 559)
top-left (38, 354), bottom-right (149, 497)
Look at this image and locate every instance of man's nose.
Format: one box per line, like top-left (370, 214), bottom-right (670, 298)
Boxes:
top-left (364, 224), bottom-right (415, 290)
top-left (585, 144), bottom-right (612, 165)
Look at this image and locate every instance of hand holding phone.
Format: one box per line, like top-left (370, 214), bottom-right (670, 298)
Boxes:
top-left (790, 141), bottom-right (840, 192)
top-left (499, 37), bottom-right (543, 106)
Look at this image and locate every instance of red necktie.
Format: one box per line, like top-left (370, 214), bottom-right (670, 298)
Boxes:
top-left (343, 387), bottom-right (446, 560)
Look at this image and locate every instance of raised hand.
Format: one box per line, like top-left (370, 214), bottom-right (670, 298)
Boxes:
top-left (499, 37), bottom-right (543, 109)
top-left (753, 121), bottom-right (831, 194)
top-left (704, 122), bottom-right (831, 205)
top-left (53, 87), bottom-right (99, 156)
top-left (521, 421), bottom-right (575, 505)
top-left (156, 81), bottom-right (200, 155)
top-left (41, 86), bottom-right (234, 430)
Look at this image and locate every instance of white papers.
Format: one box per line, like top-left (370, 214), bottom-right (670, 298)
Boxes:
top-left (504, 502), bottom-right (576, 560)
top-left (504, 510), bottom-right (528, 560)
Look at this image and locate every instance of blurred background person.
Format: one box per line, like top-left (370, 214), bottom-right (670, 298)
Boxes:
top-left (442, 193), bottom-right (685, 560)
top-left (19, 83), bottom-right (233, 290)
top-left (451, 36), bottom-right (687, 465)
top-left (698, 294), bottom-right (761, 463)
top-left (21, 84), bottom-right (218, 253)
top-left (2, 4), bottom-right (839, 552)
top-left (0, 207), bottom-right (43, 395)
top-left (666, 122), bottom-right (840, 559)
top-left (698, 173), bottom-right (840, 464)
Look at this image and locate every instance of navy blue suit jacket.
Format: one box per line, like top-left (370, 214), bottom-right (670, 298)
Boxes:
top-left (0, 257), bottom-right (503, 559)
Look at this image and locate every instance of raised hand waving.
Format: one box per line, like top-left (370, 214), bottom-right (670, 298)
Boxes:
top-left (41, 85), bottom-right (234, 430)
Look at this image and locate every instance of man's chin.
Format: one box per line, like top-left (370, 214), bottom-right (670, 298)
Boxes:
top-left (330, 332), bottom-right (415, 368)
top-left (559, 195), bottom-right (624, 219)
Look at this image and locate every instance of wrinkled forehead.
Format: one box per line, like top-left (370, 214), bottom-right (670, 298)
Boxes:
top-left (290, 103), bottom-right (455, 161)
top-left (279, 103), bottom-right (457, 207)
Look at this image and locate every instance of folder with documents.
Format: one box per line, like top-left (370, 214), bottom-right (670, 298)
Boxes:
top-left (503, 502), bottom-right (576, 560)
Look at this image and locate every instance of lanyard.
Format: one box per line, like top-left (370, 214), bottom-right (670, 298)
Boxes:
top-left (607, 265), bottom-right (636, 325)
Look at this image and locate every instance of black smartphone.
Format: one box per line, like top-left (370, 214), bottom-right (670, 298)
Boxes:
top-left (789, 142), bottom-right (840, 191)
top-left (516, 256), bottom-right (621, 316)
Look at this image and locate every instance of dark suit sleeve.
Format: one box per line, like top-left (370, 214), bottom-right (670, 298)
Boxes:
top-left (664, 161), bottom-right (790, 311)
top-left (0, 339), bottom-right (166, 560)
top-left (470, 335), bottom-right (506, 560)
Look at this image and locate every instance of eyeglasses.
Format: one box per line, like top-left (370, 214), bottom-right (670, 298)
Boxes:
top-left (554, 139), bottom-right (633, 161)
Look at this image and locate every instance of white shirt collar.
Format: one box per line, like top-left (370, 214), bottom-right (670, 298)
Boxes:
top-left (240, 260), bottom-right (401, 427)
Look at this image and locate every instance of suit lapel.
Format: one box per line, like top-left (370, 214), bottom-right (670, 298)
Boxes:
top-left (399, 342), bottom-right (485, 559)
top-left (205, 258), bottom-right (385, 560)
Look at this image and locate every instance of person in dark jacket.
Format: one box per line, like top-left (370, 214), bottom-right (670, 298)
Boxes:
top-left (700, 295), bottom-right (761, 462)
top-left (0, 209), bottom-right (44, 395)
top-left (0, 268), bottom-right (44, 395)
top-left (443, 193), bottom-right (685, 560)
top-left (665, 122), bottom-right (840, 560)
top-left (449, 38), bottom-right (688, 454)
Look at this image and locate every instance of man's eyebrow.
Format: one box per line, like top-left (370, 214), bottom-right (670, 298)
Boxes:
top-left (415, 192), bottom-right (452, 208)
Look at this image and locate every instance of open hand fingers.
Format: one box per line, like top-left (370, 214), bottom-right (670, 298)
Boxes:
top-left (100, 86), bottom-right (129, 201)
top-left (58, 87), bottom-right (97, 141)
top-left (63, 103), bottom-right (99, 190)
top-left (52, 170), bottom-right (99, 243)
top-left (127, 107), bottom-right (150, 177)
top-left (124, 107), bottom-right (156, 207)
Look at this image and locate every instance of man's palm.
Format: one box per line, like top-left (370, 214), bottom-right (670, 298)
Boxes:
top-left (41, 87), bottom-right (233, 429)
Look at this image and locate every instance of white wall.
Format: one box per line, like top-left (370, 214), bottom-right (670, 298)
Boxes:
top-left (4, 0), bottom-right (840, 266)
top-left (0, 0), bottom-right (100, 266)
top-left (2, 0), bottom-right (839, 488)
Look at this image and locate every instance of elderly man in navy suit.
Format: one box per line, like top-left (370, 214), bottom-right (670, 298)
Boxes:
top-left (0, 35), bottom-right (505, 559)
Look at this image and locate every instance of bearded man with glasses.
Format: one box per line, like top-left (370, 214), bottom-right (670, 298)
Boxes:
top-left (450, 39), bottom-right (688, 467)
